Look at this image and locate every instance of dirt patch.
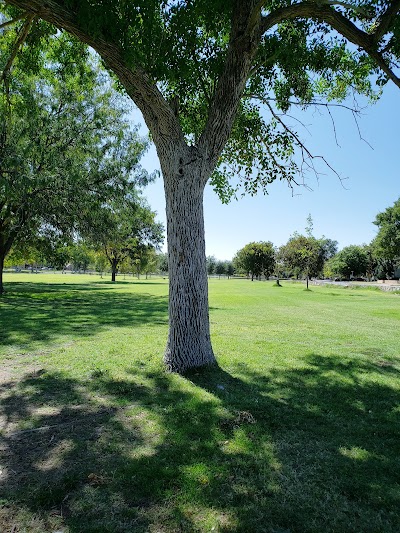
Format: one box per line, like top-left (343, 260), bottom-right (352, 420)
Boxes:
top-left (0, 363), bottom-right (42, 388)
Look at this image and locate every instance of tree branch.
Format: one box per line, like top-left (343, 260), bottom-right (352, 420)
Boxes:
top-left (248, 92), bottom-right (374, 147)
top-left (0, 12), bottom-right (28, 29)
top-left (260, 3), bottom-right (373, 47)
top-left (318, 0), bottom-right (373, 19)
top-left (373, 0), bottom-right (400, 43)
top-left (2, 0), bottom-right (184, 152)
top-left (367, 48), bottom-right (400, 87)
top-left (248, 93), bottom-right (365, 113)
top-left (265, 100), bottom-right (344, 183)
top-left (1, 13), bottom-right (35, 82)
top-left (260, 2), bottom-right (400, 88)
top-left (199, 1), bottom-right (262, 172)
top-left (266, 101), bottom-right (312, 160)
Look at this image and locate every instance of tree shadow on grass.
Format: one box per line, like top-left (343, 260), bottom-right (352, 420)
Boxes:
top-left (0, 282), bottom-right (168, 348)
top-left (0, 352), bottom-right (399, 532)
top-left (188, 355), bottom-right (400, 531)
top-left (91, 279), bottom-right (166, 286)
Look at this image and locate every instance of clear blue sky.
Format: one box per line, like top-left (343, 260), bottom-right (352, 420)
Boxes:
top-left (135, 84), bottom-right (399, 261)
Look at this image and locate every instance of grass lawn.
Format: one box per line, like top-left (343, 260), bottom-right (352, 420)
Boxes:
top-left (0, 273), bottom-right (399, 532)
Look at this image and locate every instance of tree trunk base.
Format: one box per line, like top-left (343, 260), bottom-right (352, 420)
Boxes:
top-left (164, 345), bottom-right (216, 374)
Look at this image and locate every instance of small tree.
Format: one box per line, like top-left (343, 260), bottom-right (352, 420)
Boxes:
top-left (130, 244), bottom-right (158, 279)
top-left (273, 247), bottom-right (285, 286)
top-left (157, 253), bottom-right (169, 275)
top-left (143, 248), bottom-right (159, 279)
top-left (225, 261), bottom-right (235, 279)
top-left (215, 261), bottom-right (226, 279)
top-left (363, 243), bottom-right (378, 281)
top-left (327, 245), bottom-right (369, 280)
top-left (206, 256), bottom-right (217, 276)
top-left (94, 251), bottom-right (108, 279)
top-left (279, 235), bottom-right (323, 289)
top-left (233, 242), bottom-right (275, 281)
top-left (69, 243), bottom-right (94, 273)
top-left (87, 197), bottom-right (164, 283)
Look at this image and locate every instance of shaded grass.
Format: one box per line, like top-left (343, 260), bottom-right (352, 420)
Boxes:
top-left (0, 274), bottom-right (399, 532)
top-left (0, 276), bottom-right (168, 353)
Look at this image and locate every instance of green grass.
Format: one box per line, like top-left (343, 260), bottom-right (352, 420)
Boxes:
top-left (0, 273), bottom-right (399, 532)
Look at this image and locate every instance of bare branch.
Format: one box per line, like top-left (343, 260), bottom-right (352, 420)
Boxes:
top-left (278, 112), bottom-right (313, 136)
top-left (326, 105), bottom-right (340, 147)
top-left (248, 93), bottom-right (365, 114)
top-left (351, 109), bottom-right (373, 149)
top-left (265, 100), bottom-right (345, 185)
top-left (250, 93), bottom-right (362, 149)
top-left (266, 101), bottom-right (313, 158)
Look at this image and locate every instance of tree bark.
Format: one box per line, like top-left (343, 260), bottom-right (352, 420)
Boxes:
top-left (0, 252), bottom-right (5, 294)
top-left (111, 260), bottom-right (117, 282)
top-left (163, 153), bottom-right (216, 373)
top-left (0, 230), bottom-right (16, 294)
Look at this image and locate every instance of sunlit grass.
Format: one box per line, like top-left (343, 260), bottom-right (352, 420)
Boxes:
top-left (0, 273), bottom-right (399, 532)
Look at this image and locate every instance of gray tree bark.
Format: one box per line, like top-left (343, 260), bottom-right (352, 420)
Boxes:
top-left (161, 146), bottom-right (216, 373)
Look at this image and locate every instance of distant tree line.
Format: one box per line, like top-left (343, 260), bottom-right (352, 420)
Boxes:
top-left (216, 203), bottom-right (400, 283)
top-left (6, 241), bottom-right (169, 280)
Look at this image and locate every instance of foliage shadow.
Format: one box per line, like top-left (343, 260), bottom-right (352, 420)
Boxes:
top-left (0, 282), bottom-right (168, 347)
top-left (0, 350), bottom-right (399, 531)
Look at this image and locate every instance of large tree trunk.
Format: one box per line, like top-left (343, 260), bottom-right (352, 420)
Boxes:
top-left (163, 157), bottom-right (216, 373)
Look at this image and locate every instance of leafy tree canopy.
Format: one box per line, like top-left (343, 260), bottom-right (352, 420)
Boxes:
top-left (2, 0), bottom-right (399, 199)
top-left (373, 197), bottom-right (400, 262)
top-left (279, 234), bottom-right (324, 279)
top-left (326, 244), bottom-right (368, 279)
top-left (83, 194), bottom-right (164, 282)
top-left (0, 24), bottom-right (154, 291)
top-left (233, 241), bottom-right (275, 280)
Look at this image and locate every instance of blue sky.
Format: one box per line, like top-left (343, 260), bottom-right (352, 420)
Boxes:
top-left (136, 83), bottom-right (399, 261)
